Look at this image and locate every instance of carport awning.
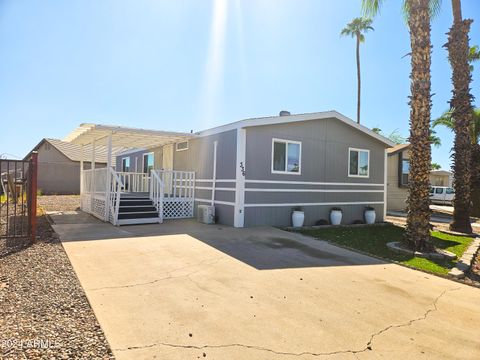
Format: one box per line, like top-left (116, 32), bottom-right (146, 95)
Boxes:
top-left (63, 123), bottom-right (196, 149)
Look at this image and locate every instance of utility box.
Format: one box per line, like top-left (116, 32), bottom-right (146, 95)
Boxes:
top-left (197, 205), bottom-right (215, 224)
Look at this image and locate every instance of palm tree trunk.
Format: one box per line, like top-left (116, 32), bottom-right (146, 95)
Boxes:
top-left (356, 34), bottom-right (361, 124)
top-left (446, 0), bottom-right (473, 234)
top-left (405, 0), bottom-right (433, 251)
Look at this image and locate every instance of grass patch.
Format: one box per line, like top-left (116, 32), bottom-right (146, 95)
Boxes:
top-left (297, 224), bottom-right (474, 275)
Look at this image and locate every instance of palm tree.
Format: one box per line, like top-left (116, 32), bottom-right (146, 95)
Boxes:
top-left (431, 162), bottom-right (441, 170)
top-left (340, 17), bottom-right (374, 124)
top-left (445, 0), bottom-right (474, 234)
top-left (363, 0), bottom-right (440, 251)
top-left (433, 108), bottom-right (480, 145)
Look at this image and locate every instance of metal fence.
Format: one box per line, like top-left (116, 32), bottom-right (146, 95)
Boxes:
top-left (0, 153), bottom-right (38, 245)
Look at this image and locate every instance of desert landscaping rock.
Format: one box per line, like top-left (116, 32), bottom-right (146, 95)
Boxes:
top-left (0, 196), bottom-right (113, 359)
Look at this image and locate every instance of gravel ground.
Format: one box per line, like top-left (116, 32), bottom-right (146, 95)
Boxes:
top-left (0, 196), bottom-right (114, 359)
top-left (38, 195), bottom-right (81, 212)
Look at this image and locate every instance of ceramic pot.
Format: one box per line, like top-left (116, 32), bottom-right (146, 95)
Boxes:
top-left (365, 209), bottom-right (376, 224)
top-left (330, 210), bottom-right (342, 225)
top-left (292, 211), bottom-right (305, 227)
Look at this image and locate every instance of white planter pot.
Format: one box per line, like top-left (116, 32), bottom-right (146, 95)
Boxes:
top-left (330, 210), bottom-right (342, 225)
top-left (365, 209), bottom-right (376, 224)
top-left (292, 211), bottom-right (305, 227)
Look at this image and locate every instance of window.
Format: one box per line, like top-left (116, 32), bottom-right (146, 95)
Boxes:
top-left (272, 139), bottom-right (301, 174)
top-left (446, 188), bottom-right (455, 194)
top-left (430, 187), bottom-right (434, 194)
top-left (348, 148), bottom-right (369, 177)
top-left (176, 141), bottom-right (189, 151)
top-left (401, 159), bottom-right (410, 186)
top-left (435, 187), bottom-right (444, 194)
top-left (121, 157), bottom-right (130, 172)
top-left (143, 152), bottom-right (154, 174)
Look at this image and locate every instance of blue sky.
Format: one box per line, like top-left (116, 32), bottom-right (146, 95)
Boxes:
top-left (0, 0), bottom-right (479, 170)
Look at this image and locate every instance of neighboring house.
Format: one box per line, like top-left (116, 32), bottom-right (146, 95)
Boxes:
top-left (110, 111), bottom-right (393, 227)
top-left (24, 138), bottom-right (120, 195)
top-left (386, 144), bottom-right (453, 211)
top-left (430, 170), bottom-right (453, 187)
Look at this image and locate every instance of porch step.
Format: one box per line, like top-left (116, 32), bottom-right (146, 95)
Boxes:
top-left (119, 205), bottom-right (157, 213)
top-left (116, 193), bottom-right (160, 225)
top-left (118, 211), bottom-right (159, 220)
top-left (119, 199), bottom-right (152, 206)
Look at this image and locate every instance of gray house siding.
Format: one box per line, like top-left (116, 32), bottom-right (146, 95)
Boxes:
top-left (243, 118), bottom-right (386, 226)
top-left (115, 129), bottom-right (237, 226)
top-left (113, 117), bottom-right (388, 227)
top-left (37, 142), bottom-right (103, 195)
top-left (116, 147), bottom-right (163, 173)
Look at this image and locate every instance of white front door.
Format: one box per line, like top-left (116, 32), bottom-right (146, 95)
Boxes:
top-left (162, 144), bottom-right (174, 194)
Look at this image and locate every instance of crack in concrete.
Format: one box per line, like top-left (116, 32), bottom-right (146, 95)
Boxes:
top-left (87, 256), bottom-right (225, 291)
top-left (113, 287), bottom-right (460, 357)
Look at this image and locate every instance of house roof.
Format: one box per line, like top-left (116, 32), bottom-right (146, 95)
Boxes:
top-left (25, 138), bottom-right (126, 165)
top-left (63, 110), bottom-right (394, 153)
top-left (63, 124), bottom-right (196, 149)
top-left (387, 143), bottom-right (410, 155)
top-left (196, 110), bottom-right (395, 147)
top-left (430, 170), bottom-right (452, 176)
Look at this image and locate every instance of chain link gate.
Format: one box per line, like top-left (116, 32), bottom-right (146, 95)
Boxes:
top-left (0, 153), bottom-right (38, 252)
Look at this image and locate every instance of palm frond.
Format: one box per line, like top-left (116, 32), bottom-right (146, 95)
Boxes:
top-left (362, 0), bottom-right (385, 17)
top-left (432, 109), bottom-right (454, 129)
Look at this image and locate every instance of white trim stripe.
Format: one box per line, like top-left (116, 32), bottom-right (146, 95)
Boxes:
top-left (244, 201), bottom-right (384, 208)
top-left (196, 186), bottom-right (235, 192)
top-left (195, 198), bottom-right (235, 206)
top-left (245, 179), bottom-right (384, 187)
top-left (196, 179), bottom-right (236, 183)
top-left (245, 188), bottom-right (384, 193)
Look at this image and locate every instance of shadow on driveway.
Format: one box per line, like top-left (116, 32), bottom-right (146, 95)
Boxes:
top-left (50, 210), bottom-right (385, 270)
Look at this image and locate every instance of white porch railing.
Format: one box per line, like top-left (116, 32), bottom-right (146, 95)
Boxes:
top-left (81, 168), bottom-right (195, 224)
top-left (107, 168), bottom-right (124, 225)
top-left (156, 170), bottom-right (195, 219)
top-left (81, 168), bottom-right (109, 221)
top-left (149, 170), bottom-right (165, 223)
top-left (116, 172), bottom-right (150, 193)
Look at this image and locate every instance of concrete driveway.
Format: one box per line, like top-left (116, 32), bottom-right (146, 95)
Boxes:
top-left (52, 213), bottom-right (480, 360)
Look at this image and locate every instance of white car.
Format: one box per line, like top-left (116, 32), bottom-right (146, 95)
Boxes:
top-left (430, 186), bottom-right (455, 205)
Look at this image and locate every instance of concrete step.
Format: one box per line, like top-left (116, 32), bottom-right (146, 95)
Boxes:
top-left (117, 217), bottom-right (161, 225)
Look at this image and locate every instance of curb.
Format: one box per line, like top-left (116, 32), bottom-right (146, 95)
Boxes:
top-left (448, 238), bottom-right (480, 279)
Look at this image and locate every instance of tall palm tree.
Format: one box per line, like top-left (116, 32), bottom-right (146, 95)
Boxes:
top-left (433, 108), bottom-right (480, 145)
top-left (340, 17), bottom-right (374, 124)
top-left (445, 0), bottom-right (474, 234)
top-left (363, 0), bottom-right (440, 251)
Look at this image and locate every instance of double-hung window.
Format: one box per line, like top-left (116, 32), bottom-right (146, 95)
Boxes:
top-left (401, 159), bottom-right (410, 186)
top-left (348, 148), bottom-right (369, 177)
top-left (272, 138), bottom-right (301, 174)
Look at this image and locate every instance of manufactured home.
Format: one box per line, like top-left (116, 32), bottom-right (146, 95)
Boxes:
top-left (386, 144), bottom-right (453, 211)
top-left (63, 111), bottom-right (394, 227)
